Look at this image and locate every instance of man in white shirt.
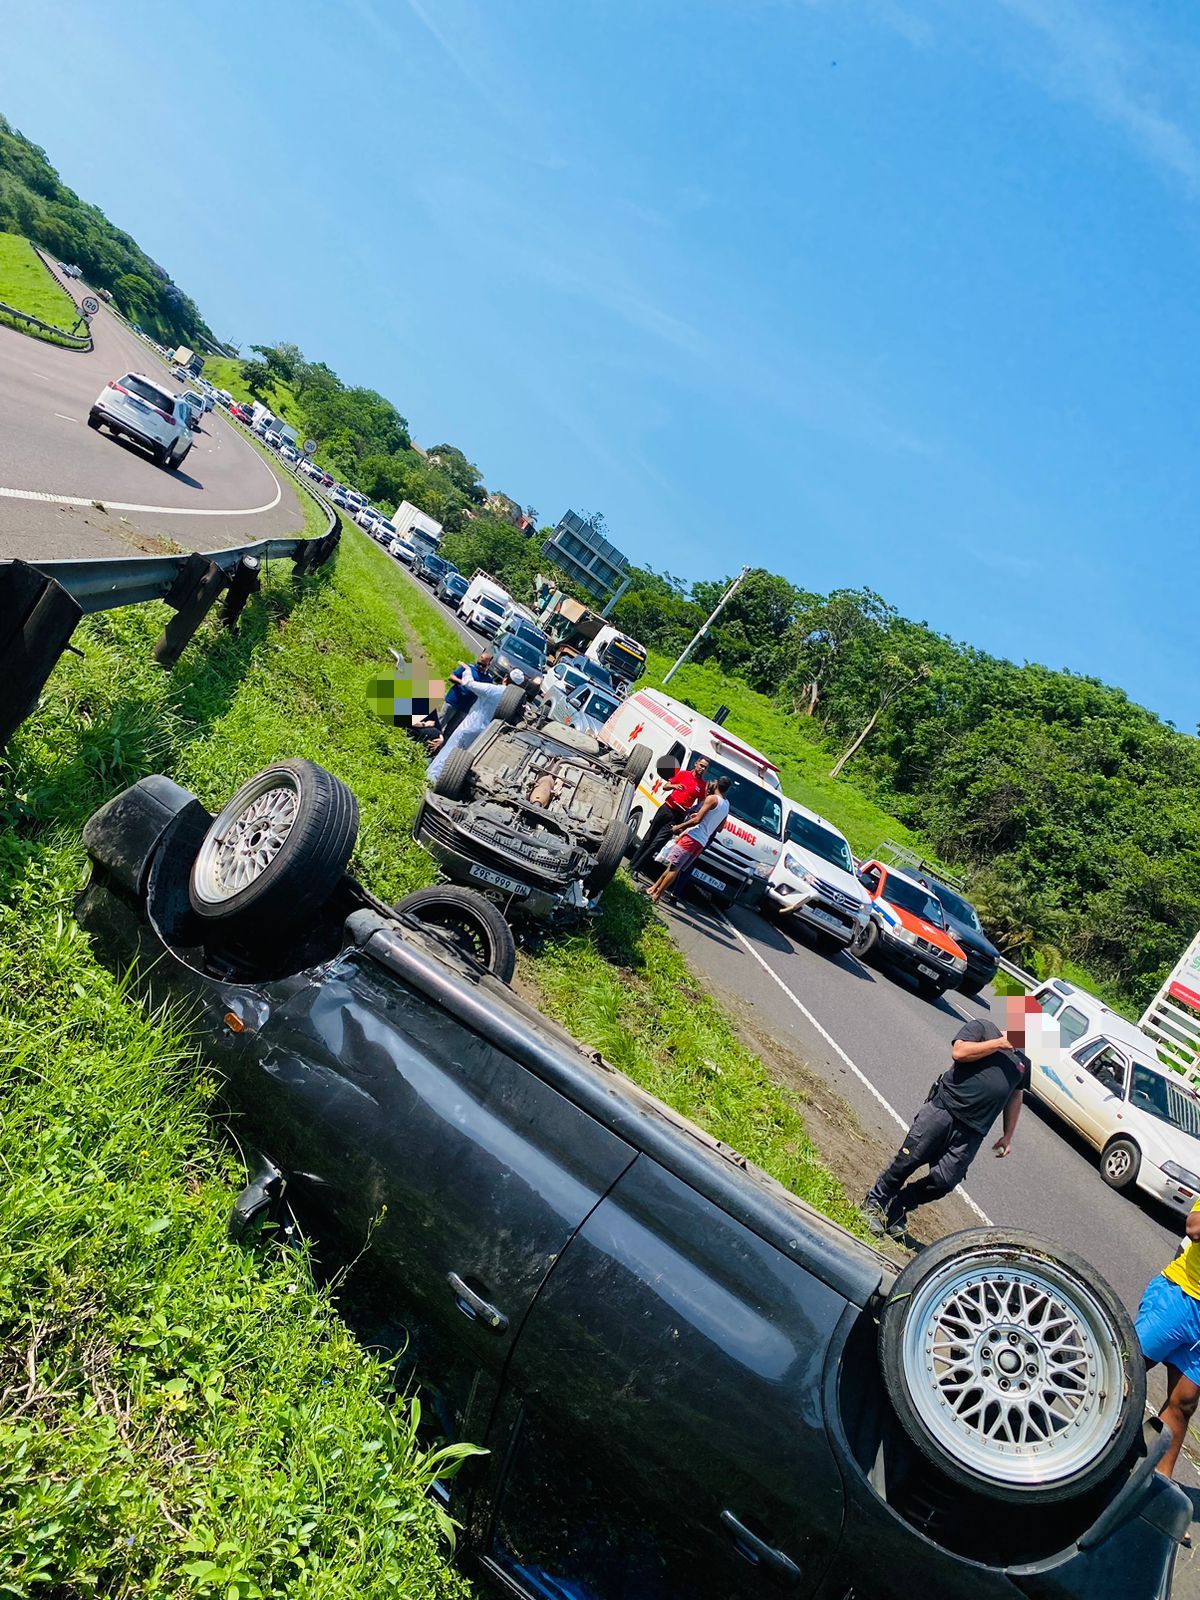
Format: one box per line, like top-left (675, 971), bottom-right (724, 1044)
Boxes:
top-left (427, 669), bottom-right (526, 785)
top-left (646, 776), bottom-right (731, 904)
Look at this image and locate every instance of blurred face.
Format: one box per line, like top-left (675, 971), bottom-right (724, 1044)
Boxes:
top-left (694, 758), bottom-right (710, 781)
top-left (480, 652), bottom-right (494, 668)
top-left (1004, 997), bottom-right (1030, 1044)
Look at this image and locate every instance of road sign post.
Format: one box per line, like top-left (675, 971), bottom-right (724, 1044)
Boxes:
top-left (80, 296), bottom-right (99, 317)
top-left (303, 438), bottom-right (318, 457)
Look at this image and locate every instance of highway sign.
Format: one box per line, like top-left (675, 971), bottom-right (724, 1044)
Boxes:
top-left (303, 437), bottom-right (318, 456)
top-left (80, 296), bottom-right (99, 316)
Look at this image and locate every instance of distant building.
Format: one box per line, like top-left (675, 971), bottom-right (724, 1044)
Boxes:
top-left (542, 511), bottom-right (629, 602)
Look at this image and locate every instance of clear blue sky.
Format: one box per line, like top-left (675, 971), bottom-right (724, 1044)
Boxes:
top-left (4, 0), bottom-right (1198, 726)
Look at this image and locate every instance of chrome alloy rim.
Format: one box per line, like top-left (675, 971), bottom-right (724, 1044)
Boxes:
top-left (899, 1252), bottom-right (1126, 1488)
top-left (1104, 1146), bottom-right (1133, 1180)
top-left (193, 771), bottom-right (300, 903)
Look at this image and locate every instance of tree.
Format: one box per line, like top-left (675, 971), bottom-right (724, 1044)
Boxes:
top-left (241, 360), bottom-right (273, 401)
top-left (783, 588), bottom-right (892, 717)
top-left (828, 649), bottom-right (931, 777)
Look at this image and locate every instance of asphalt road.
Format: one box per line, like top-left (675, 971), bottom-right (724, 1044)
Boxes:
top-left (395, 542), bottom-right (1200, 1551)
top-left (0, 265), bottom-right (303, 562)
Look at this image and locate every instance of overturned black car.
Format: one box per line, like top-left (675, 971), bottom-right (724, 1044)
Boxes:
top-left (77, 761), bottom-right (1189, 1600)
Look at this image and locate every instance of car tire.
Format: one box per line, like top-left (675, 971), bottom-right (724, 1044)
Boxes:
top-left (433, 744), bottom-right (476, 801)
top-left (153, 442), bottom-right (170, 468)
top-left (879, 1228), bottom-right (1143, 1505)
top-left (624, 808), bottom-right (643, 857)
top-left (189, 760), bottom-right (358, 931)
top-left (623, 742), bottom-right (652, 787)
top-left (851, 919), bottom-right (878, 960)
top-left (394, 886), bottom-right (517, 983)
top-left (587, 813), bottom-right (634, 895)
top-left (494, 684), bottom-right (527, 725)
top-left (87, 409), bottom-right (101, 430)
top-left (1100, 1136), bottom-right (1141, 1190)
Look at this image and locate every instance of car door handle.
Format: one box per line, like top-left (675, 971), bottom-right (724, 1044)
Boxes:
top-left (720, 1510), bottom-right (801, 1582)
top-left (447, 1272), bottom-right (508, 1333)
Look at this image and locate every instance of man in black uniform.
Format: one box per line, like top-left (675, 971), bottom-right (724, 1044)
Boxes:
top-left (863, 997), bottom-right (1034, 1238)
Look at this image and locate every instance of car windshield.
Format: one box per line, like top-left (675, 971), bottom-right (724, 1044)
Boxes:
top-left (784, 812), bottom-right (853, 874)
top-left (447, 577), bottom-right (468, 594)
top-left (585, 690), bottom-right (620, 722)
top-left (511, 623), bottom-right (548, 650)
top-left (929, 881), bottom-right (982, 931)
top-left (1129, 1064), bottom-right (1200, 1139)
top-left (479, 596), bottom-right (506, 616)
top-left (884, 873), bottom-right (947, 926)
top-left (499, 633), bottom-right (545, 668)
top-left (688, 755), bottom-right (782, 838)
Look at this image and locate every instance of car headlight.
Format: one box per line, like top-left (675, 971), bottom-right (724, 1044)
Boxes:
top-left (951, 954), bottom-right (967, 972)
top-left (782, 854), bottom-right (816, 880)
top-left (890, 925), bottom-right (919, 946)
top-left (1162, 1161), bottom-right (1200, 1191)
top-left (753, 862), bottom-right (773, 879)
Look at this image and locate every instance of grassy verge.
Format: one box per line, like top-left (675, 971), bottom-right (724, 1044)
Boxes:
top-left (0, 530), bottom-right (863, 1592)
top-left (641, 651), bottom-right (922, 862)
top-left (0, 231), bottom-right (80, 342)
top-left (202, 355), bottom-right (304, 433)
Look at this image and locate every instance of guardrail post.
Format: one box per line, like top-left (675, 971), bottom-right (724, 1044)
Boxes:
top-left (153, 558), bottom-right (228, 670)
top-left (0, 561), bottom-right (83, 752)
top-left (221, 555), bottom-right (261, 632)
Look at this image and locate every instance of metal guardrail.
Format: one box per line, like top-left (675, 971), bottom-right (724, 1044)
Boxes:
top-left (0, 297), bottom-right (92, 349)
top-left (1, 524), bottom-right (340, 753)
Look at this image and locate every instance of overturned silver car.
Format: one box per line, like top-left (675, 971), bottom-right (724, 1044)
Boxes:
top-left (415, 699), bottom-right (651, 919)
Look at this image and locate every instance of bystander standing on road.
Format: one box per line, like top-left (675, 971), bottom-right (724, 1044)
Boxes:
top-left (630, 757), bottom-right (710, 876)
top-left (1135, 1206), bottom-right (1200, 1479)
top-left (427, 668), bottom-right (525, 784)
top-left (863, 997), bottom-right (1034, 1238)
top-left (439, 650), bottom-right (494, 740)
top-left (645, 775), bottom-right (731, 905)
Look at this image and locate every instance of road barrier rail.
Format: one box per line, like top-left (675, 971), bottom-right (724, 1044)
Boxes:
top-left (0, 295), bottom-right (92, 350)
top-left (0, 526), bottom-right (340, 753)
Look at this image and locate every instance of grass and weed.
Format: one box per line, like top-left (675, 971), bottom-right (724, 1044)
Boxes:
top-left (642, 651), bottom-right (922, 860)
top-left (202, 355), bottom-right (304, 433)
top-left (0, 231), bottom-right (79, 341)
top-left (0, 528), bottom-right (862, 1591)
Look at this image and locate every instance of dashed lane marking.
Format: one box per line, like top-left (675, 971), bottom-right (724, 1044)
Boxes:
top-left (53, 413), bottom-right (76, 423)
top-left (720, 914), bottom-right (993, 1226)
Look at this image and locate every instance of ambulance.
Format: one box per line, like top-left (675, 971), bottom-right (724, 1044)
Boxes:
top-left (601, 688), bottom-right (783, 908)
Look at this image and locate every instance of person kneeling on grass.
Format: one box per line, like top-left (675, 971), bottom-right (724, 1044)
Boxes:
top-left (645, 776), bottom-right (731, 904)
top-left (1136, 1204), bottom-right (1200, 1479)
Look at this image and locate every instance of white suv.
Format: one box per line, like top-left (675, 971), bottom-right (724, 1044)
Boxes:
top-left (765, 799), bottom-right (870, 947)
top-left (89, 374), bottom-right (193, 470)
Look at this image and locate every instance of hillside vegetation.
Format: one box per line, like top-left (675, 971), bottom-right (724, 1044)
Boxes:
top-left (0, 117), bottom-right (210, 348)
top-left (0, 229), bottom-right (77, 336)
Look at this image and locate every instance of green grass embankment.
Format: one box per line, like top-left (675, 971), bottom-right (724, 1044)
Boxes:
top-left (0, 231), bottom-right (80, 342)
top-left (1, 528), bottom-right (863, 1593)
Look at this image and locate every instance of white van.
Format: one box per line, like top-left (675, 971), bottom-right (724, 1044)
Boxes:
top-left (461, 572), bottom-right (512, 636)
top-left (766, 799), bottom-right (870, 947)
top-left (1032, 980), bottom-right (1200, 1212)
top-left (601, 687), bottom-right (783, 908)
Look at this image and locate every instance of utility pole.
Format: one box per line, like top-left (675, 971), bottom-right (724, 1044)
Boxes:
top-left (663, 566), bottom-right (750, 685)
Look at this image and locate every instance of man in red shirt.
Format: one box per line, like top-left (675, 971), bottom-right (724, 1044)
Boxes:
top-left (630, 756), bottom-right (710, 877)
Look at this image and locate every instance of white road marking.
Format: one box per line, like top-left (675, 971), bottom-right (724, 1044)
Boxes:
top-left (0, 473), bottom-right (283, 517)
top-left (721, 914), bottom-right (993, 1225)
top-left (53, 413), bottom-right (76, 423)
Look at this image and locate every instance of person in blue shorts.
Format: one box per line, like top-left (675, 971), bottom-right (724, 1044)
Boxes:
top-left (1136, 1198), bottom-right (1200, 1477)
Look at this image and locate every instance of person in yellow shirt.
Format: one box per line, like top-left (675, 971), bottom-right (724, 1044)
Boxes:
top-left (1136, 1198), bottom-right (1200, 1477)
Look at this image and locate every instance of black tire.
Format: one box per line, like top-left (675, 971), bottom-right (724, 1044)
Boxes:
top-left (188, 760), bottom-right (358, 931)
top-left (879, 1228), bottom-right (1143, 1505)
top-left (394, 887), bottom-right (516, 982)
top-left (153, 441), bottom-right (170, 468)
top-left (87, 409), bottom-right (101, 429)
top-left (433, 743), bottom-right (476, 800)
top-left (851, 918), bottom-right (878, 960)
top-left (624, 808), bottom-right (643, 857)
top-left (494, 684), bottom-right (527, 724)
top-left (623, 742), bottom-right (652, 787)
top-left (1100, 1136), bottom-right (1141, 1190)
top-left (587, 813), bottom-right (633, 895)
top-left (171, 443), bottom-right (191, 470)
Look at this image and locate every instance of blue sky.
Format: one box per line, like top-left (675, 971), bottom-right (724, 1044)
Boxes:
top-left (3, 0), bottom-right (1198, 726)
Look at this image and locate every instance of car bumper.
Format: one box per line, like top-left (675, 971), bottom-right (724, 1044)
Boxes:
top-left (95, 400), bottom-right (169, 451)
top-left (878, 930), bottom-right (964, 985)
top-left (414, 801), bottom-right (582, 921)
top-left (1138, 1163), bottom-right (1200, 1217)
top-left (960, 952), bottom-right (999, 991)
top-left (766, 883), bottom-right (863, 943)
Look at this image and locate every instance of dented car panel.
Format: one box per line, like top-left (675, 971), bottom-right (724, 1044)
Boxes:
top-left (74, 776), bottom-right (1191, 1600)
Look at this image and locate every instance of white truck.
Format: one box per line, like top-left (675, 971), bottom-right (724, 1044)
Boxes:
top-left (393, 500), bottom-right (444, 562)
top-left (601, 687), bottom-right (784, 908)
top-left (585, 623), bottom-right (646, 687)
top-left (460, 572), bottom-right (512, 637)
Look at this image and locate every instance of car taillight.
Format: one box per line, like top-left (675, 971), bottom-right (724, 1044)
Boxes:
top-left (153, 406), bottom-right (174, 423)
top-left (109, 381), bottom-right (128, 395)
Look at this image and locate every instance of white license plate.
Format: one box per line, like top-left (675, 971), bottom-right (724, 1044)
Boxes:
top-left (805, 906), bottom-right (843, 929)
top-left (917, 962), bottom-right (940, 980)
top-left (691, 869), bottom-right (725, 890)
top-left (469, 863), bottom-right (529, 895)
